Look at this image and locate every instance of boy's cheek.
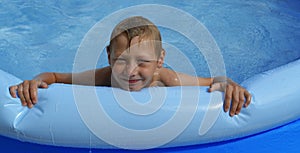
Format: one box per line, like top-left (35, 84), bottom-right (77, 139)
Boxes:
top-left (111, 66), bottom-right (123, 74)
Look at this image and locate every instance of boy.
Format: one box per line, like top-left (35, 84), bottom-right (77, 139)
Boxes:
top-left (9, 16), bottom-right (251, 116)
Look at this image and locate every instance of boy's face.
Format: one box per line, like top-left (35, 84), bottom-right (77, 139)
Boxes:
top-left (108, 34), bottom-right (164, 91)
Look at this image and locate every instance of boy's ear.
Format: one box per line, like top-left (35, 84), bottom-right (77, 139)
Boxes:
top-left (157, 49), bottom-right (165, 68)
top-left (106, 46), bottom-right (111, 65)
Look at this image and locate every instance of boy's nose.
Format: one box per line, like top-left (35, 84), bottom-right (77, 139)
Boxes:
top-left (125, 62), bottom-right (138, 77)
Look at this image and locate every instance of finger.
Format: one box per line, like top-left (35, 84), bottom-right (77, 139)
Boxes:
top-left (244, 90), bottom-right (252, 107)
top-left (208, 83), bottom-right (222, 92)
top-left (9, 85), bottom-right (18, 98)
top-left (224, 85), bottom-right (233, 113)
top-left (30, 81), bottom-right (39, 104)
top-left (229, 86), bottom-right (239, 116)
top-left (39, 81), bottom-right (48, 88)
top-left (235, 90), bottom-right (245, 115)
top-left (17, 85), bottom-right (27, 106)
top-left (208, 83), bottom-right (217, 92)
top-left (23, 80), bottom-right (33, 108)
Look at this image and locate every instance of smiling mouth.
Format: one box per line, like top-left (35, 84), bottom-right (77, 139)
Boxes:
top-left (128, 79), bottom-right (140, 84)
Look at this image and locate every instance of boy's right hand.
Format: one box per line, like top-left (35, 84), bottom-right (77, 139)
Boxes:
top-left (9, 80), bottom-right (49, 108)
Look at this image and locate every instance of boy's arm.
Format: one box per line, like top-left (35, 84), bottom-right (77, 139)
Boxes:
top-left (62, 66), bottom-right (111, 86)
top-left (33, 72), bottom-right (71, 85)
top-left (9, 66), bottom-right (111, 108)
top-left (158, 67), bottom-right (213, 86)
top-left (158, 67), bottom-right (251, 116)
top-left (38, 66), bottom-right (111, 86)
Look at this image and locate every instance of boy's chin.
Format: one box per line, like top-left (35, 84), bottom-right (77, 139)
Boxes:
top-left (112, 81), bottom-right (149, 91)
top-left (115, 83), bottom-right (146, 91)
top-left (116, 85), bottom-right (143, 91)
top-left (127, 86), bottom-right (143, 91)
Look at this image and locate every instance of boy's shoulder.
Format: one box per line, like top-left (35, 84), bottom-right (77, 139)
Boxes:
top-left (157, 68), bottom-right (179, 86)
top-left (95, 66), bottom-right (112, 86)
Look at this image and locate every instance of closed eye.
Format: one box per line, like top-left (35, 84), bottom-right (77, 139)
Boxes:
top-left (138, 59), bottom-right (151, 63)
top-left (137, 59), bottom-right (157, 67)
top-left (114, 58), bottom-right (127, 64)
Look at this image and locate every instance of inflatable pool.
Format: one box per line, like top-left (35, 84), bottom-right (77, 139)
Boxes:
top-left (1, 1), bottom-right (300, 153)
top-left (1, 58), bottom-right (300, 152)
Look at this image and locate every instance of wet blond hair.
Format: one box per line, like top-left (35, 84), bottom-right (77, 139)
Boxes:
top-left (107, 16), bottom-right (162, 56)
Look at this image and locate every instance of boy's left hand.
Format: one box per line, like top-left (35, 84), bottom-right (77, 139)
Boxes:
top-left (208, 77), bottom-right (251, 117)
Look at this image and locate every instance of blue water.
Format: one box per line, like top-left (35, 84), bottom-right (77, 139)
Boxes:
top-left (1, 0), bottom-right (300, 83)
top-left (0, 0), bottom-right (300, 153)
